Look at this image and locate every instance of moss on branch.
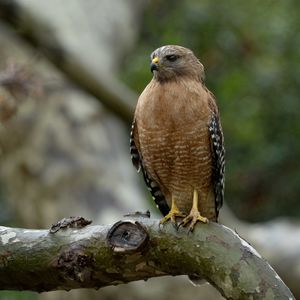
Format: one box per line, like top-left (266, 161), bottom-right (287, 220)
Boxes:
top-left (0, 218), bottom-right (295, 299)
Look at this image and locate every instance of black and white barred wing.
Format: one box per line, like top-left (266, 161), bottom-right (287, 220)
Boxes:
top-left (208, 112), bottom-right (225, 220)
top-left (130, 120), bottom-right (141, 172)
top-left (130, 119), bottom-right (170, 216)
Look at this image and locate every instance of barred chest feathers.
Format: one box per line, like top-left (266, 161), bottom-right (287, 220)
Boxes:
top-left (135, 78), bottom-right (217, 220)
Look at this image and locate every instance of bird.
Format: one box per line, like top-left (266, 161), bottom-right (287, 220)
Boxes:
top-left (130, 45), bottom-right (225, 231)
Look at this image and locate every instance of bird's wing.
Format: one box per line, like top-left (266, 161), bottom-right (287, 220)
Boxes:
top-left (130, 119), bottom-right (141, 172)
top-left (208, 96), bottom-right (225, 220)
top-left (130, 118), bottom-right (170, 216)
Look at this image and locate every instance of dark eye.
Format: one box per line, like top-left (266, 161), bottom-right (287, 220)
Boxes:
top-left (165, 54), bottom-right (179, 62)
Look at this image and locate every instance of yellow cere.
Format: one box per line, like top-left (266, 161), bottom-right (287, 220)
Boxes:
top-left (152, 57), bottom-right (159, 64)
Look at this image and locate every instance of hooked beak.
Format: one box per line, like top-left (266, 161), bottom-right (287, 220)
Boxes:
top-left (150, 56), bottom-right (159, 73)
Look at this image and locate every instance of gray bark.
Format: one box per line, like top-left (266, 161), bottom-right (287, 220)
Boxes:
top-left (221, 206), bottom-right (300, 299)
top-left (0, 218), bottom-right (295, 300)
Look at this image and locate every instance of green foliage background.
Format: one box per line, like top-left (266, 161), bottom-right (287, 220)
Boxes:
top-left (121, 0), bottom-right (300, 221)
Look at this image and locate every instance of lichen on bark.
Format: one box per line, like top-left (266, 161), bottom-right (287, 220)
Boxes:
top-left (0, 219), bottom-right (296, 299)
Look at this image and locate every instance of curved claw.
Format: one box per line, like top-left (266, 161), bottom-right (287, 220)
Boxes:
top-left (179, 212), bottom-right (208, 232)
top-left (159, 197), bottom-right (186, 230)
top-left (178, 189), bottom-right (209, 232)
top-left (160, 210), bottom-right (186, 230)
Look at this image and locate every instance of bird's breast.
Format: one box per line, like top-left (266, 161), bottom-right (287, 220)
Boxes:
top-left (137, 79), bottom-right (210, 130)
top-left (136, 79), bottom-right (213, 213)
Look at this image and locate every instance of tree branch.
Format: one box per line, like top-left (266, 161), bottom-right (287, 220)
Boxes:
top-left (0, 218), bottom-right (295, 299)
top-left (0, 0), bottom-right (135, 122)
top-left (221, 205), bottom-right (300, 298)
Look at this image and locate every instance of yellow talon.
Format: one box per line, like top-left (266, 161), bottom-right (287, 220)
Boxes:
top-left (160, 196), bottom-right (185, 226)
top-left (179, 190), bottom-right (209, 232)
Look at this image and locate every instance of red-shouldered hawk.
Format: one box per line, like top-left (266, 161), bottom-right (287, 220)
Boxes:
top-left (130, 45), bottom-right (225, 231)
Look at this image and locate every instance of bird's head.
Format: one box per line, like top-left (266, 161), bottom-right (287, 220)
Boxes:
top-left (150, 45), bottom-right (204, 82)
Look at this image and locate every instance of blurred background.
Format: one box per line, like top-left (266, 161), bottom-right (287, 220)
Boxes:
top-left (0, 0), bottom-right (299, 299)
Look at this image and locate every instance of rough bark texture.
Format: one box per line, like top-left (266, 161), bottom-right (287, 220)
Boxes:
top-left (220, 206), bottom-right (300, 299)
top-left (0, 218), bottom-right (295, 300)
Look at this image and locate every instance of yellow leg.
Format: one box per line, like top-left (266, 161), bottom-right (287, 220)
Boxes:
top-left (160, 196), bottom-right (186, 226)
top-left (179, 190), bottom-right (208, 231)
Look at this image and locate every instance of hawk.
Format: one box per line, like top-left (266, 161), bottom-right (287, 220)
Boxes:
top-left (130, 45), bottom-right (225, 231)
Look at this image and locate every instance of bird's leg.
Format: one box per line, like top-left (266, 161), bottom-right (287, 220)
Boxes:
top-left (179, 190), bottom-right (208, 232)
top-left (160, 196), bottom-right (186, 227)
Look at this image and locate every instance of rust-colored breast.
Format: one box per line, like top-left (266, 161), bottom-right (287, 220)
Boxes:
top-left (135, 78), bottom-right (217, 220)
